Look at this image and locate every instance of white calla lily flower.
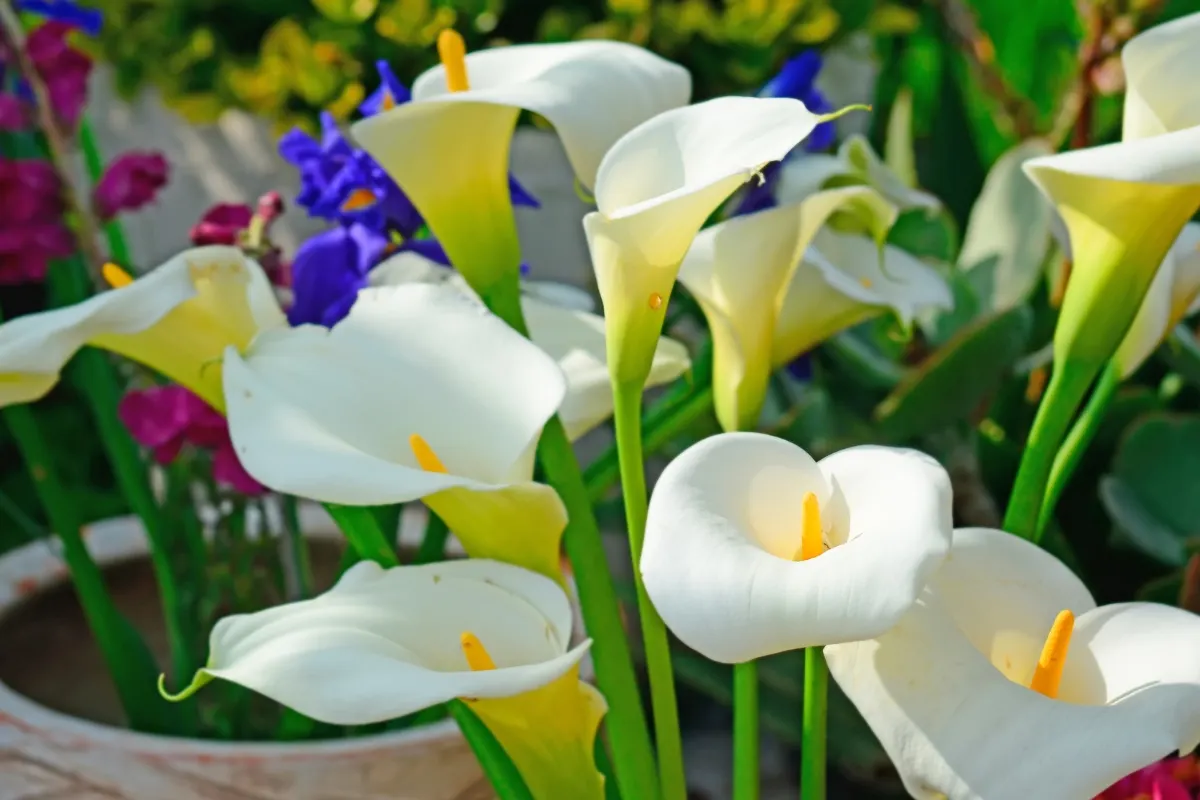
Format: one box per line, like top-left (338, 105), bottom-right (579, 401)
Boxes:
top-left (772, 229), bottom-right (953, 368)
top-left (640, 432), bottom-right (953, 664)
top-left (826, 527), bottom-right (1200, 800)
top-left (775, 134), bottom-right (941, 213)
top-left (678, 186), bottom-right (897, 430)
top-left (1114, 221), bottom-right (1200, 377)
top-left (1022, 12), bottom-right (1200, 370)
top-left (585, 96), bottom-right (830, 384)
top-left (167, 558), bottom-right (606, 800)
top-left (370, 250), bottom-right (692, 441)
top-left (0, 246), bottom-right (283, 411)
top-left (352, 39), bottom-right (689, 290)
top-left (223, 282), bottom-right (569, 580)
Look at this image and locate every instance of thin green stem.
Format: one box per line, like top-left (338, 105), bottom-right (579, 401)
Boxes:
top-left (612, 381), bottom-right (687, 800)
top-left (584, 386), bottom-right (715, 503)
top-left (281, 495), bottom-right (314, 599)
top-left (1002, 361), bottom-right (1097, 539)
top-left (2, 402), bottom-right (172, 732)
top-left (448, 700), bottom-right (535, 800)
top-left (539, 417), bottom-right (663, 800)
top-left (1036, 360), bottom-right (1121, 540)
top-left (324, 503), bottom-right (399, 567)
top-left (414, 510), bottom-right (450, 564)
top-left (79, 117), bottom-right (133, 266)
top-left (800, 648), bottom-right (827, 800)
top-left (733, 660), bottom-right (759, 800)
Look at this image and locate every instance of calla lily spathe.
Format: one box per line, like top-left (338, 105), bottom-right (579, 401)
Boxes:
top-left (223, 282), bottom-right (570, 581)
top-left (369, 250), bottom-right (692, 440)
top-left (1023, 11), bottom-right (1200, 370)
top-left (351, 41), bottom-right (690, 291)
top-left (680, 185), bottom-right (893, 432)
top-left (640, 432), bottom-right (953, 664)
top-left (584, 96), bottom-right (831, 384)
top-left (775, 134), bottom-right (941, 213)
top-left (826, 527), bottom-right (1200, 800)
top-left (0, 246), bottom-right (282, 411)
top-left (167, 559), bottom-right (606, 800)
top-left (1114, 221), bottom-right (1200, 377)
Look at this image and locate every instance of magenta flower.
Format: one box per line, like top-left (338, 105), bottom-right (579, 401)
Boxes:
top-left (0, 159), bottom-right (62, 222)
top-left (118, 385), bottom-right (264, 496)
top-left (189, 203), bottom-right (252, 246)
top-left (0, 94), bottom-right (28, 131)
top-left (1097, 756), bottom-right (1200, 799)
top-left (93, 151), bottom-right (169, 220)
top-left (25, 21), bottom-right (91, 131)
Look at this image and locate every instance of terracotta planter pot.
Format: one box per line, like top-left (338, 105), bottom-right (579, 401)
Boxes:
top-left (0, 514), bottom-right (489, 800)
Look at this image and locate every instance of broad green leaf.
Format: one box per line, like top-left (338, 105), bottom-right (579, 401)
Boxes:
top-left (875, 305), bottom-right (1033, 439)
top-left (1100, 475), bottom-right (1187, 567)
top-left (959, 139), bottom-right (1056, 312)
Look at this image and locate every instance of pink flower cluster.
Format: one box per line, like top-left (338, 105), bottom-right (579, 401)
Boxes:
top-left (189, 193), bottom-right (290, 286)
top-left (92, 151), bottom-right (169, 220)
top-left (118, 385), bottom-right (264, 496)
top-left (0, 159), bottom-right (72, 283)
top-left (1097, 756), bottom-right (1200, 800)
top-left (0, 21), bottom-right (93, 132)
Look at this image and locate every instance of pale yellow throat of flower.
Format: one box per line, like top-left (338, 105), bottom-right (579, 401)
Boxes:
top-left (409, 433), bottom-right (449, 473)
top-left (791, 491), bottom-right (824, 562)
top-left (1028, 609), bottom-right (1074, 699)
top-left (438, 29), bottom-right (470, 93)
top-left (461, 631), bottom-right (497, 671)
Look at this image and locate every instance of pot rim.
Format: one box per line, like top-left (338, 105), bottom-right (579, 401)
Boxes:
top-left (0, 512), bottom-right (462, 758)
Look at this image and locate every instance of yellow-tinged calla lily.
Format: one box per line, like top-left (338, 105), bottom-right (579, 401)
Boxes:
top-left (678, 186), bottom-right (897, 431)
top-left (164, 559), bottom-right (605, 800)
top-left (771, 229), bottom-right (953, 369)
top-left (369, 250), bottom-right (692, 441)
top-left (1023, 11), bottom-right (1200, 371)
top-left (350, 38), bottom-right (689, 293)
top-left (1114, 221), bottom-right (1200, 377)
top-left (223, 282), bottom-right (569, 581)
top-left (584, 96), bottom-right (831, 385)
top-left (640, 433), bottom-right (953, 664)
top-left (826, 527), bottom-right (1200, 800)
top-left (0, 246), bottom-right (283, 412)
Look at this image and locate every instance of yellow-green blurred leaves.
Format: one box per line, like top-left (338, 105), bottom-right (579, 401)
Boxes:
top-left (311, 0), bottom-right (379, 24)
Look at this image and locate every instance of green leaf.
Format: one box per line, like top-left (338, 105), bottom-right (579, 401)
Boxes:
top-left (875, 305), bottom-right (1033, 440)
top-left (958, 139), bottom-right (1056, 312)
top-left (311, 0), bottom-right (378, 23)
top-left (1103, 414), bottom-right (1200, 565)
top-left (884, 87), bottom-right (917, 188)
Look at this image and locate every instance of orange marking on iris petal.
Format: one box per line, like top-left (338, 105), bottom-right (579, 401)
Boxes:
top-left (102, 262), bottom-right (134, 288)
top-left (437, 30), bottom-right (470, 93)
top-left (409, 434), bottom-right (448, 473)
top-left (340, 188), bottom-right (378, 212)
top-left (381, 90), bottom-right (397, 110)
top-left (1029, 609), bottom-right (1074, 699)
top-left (649, 293), bottom-right (663, 310)
top-left (793, 491), bottom-right (823, 561)
top-left (461, 632), bottom-right (496, 671)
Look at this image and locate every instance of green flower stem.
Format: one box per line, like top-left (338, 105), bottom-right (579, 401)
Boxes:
top-left (414, 510), bottom-right (450, 564)
top-left (78, 117), bottom-right (133, 266)
top-left (1002, 361), bottom-right (1097, 539)
top-left (585, 386), bottom-right (715, 503)
top-left (733, 660), bottom-right (760, 800)
top-left (448, 699), bottom-right (535, 800)
top-left (480, 274), bottom-right (662, 800)
top-left (1036, 360), bottom-right (1121, 540)
top-left (1, 401), bottom-right (172, 732)
top-left (47, 258), bottom-right (197, 686)
top-left (612, 381), bottom-right (687, 800)
top-left (800, 648), bottom-right (828, 800)
top-left (324, 503), bottom-right (399, 567)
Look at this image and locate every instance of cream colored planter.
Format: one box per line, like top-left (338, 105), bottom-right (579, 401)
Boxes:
top-left (0, 515), bottom-right (488, 800)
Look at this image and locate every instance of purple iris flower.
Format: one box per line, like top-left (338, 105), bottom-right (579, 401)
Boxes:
top-left (287, 224), bottom-right (388, 328)
top-left (16, 0), bottom-right (103, 36)
top-left (736, 51), bottom-right (836, 216)
top-left (358, 61), bottom-right (411, 117)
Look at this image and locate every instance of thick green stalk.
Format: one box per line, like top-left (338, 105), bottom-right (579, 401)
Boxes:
top-left (1036, 361), bottom-right (1121, 541)
top-left (480, 273), bottom-right (661, 800)
top-left (2, 403), bottom-right (172, 732)
top-left (78, 117), bottom-right (133, 266)
top-left (733, 660), bottom-right (759, 800)
top-left (800, 648), bottom-right (828, 800)
top-left (324, 503), bottom-right (399, 567)
top-left (612, 381), bottom-right (687, 800)
top-left (1002, 362), bottom-right (1097, 539)
top-left (585, 386), bottom-right (715, 503)
top-left (448, 700), bottom-right (535, 800)
top-left (414, 510), bottom-right (450, 564)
